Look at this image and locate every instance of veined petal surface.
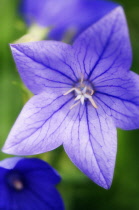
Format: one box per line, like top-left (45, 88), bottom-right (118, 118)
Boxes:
top-left (72, 6), bottom-right (139, 130)
top-left (3, 6), bottom-right (139, 189)
top-left (64, 103), bottom-right (117, 189)
top-left (95, 71), bottom-right (139, 130)
top-left (3, 90), bottom-right (117, 189)
top-left (10, 41), bottom-right (77, 95)
top-left (73, 6), bottom-right (132, 79)
top-left (3, 91), bottom-right (75, 155)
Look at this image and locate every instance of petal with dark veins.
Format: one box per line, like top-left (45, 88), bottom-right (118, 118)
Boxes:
top-left (73, 7), bottom-right (132, 79)
top-left (10, 41), bottom-right (78, 95)
top-left (64, 102), bottom-right (117, 189)
top-left (3, 91), bottom-right (77, 155)
top-left (95, 71), bottom-right (139, 130)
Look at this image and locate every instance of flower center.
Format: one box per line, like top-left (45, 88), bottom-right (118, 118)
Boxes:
top-left (6, 170), bottom-right (24, 191)
top-left (64, 77), bottom-right (98, 109)
top-left (13, 180), bottom-right (24, 190)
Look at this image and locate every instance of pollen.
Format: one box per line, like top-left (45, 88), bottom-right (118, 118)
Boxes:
top-left (63, 77), bottom-right (98, 109)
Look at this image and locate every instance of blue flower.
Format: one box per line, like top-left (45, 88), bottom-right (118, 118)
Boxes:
top-left (20, 0), bottom-right (118, 41)
top-left (3, 7), bottom-right (139, 189)
top-left (0, 157), bottom-right (64, 209)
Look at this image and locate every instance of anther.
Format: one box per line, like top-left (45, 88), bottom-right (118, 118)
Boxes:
top-left (63, 77), bottom-right (98, 109)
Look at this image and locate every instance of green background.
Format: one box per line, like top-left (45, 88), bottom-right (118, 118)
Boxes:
top-left (0, 0), bottom-right (139, 209)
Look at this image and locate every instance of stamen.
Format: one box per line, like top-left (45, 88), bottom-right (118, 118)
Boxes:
top-left (75, 88), bottom-right (81, 94)
top-left (87, 87), bottom-right (94, 95)
top-left (70, 101), bottom-right (80, 109)
top-left (84, 94), bottom-right (98, 108)
top-left (89, 97), bottom-right (98, 109)
top-left (63, 77), bottom-right (98, 109)
top-left (63, 88), bottom-right (76, 95)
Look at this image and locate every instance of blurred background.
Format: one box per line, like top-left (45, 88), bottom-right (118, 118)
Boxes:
top-left (0, 0), bottom-right (139, 209)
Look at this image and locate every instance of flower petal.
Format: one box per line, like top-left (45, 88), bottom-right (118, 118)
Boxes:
top-left (10, 41), bottom-right (78, 95)
top-left (11, 158), bottom-right (64, 209)
top-left (14, 158), bottom-right (61, 185)
top-left (10, 186), bottom-right (64, 210)
top-left (0, 157), bottom-right (23, 169)
top-left (2, 90), bottom-right (75, 155)
top-left (0, 158), bottom-right (64, 210)
top-left (0, 182), bottom-right (10, 208)
top-left (63, 103), bottom-right (117, 189)
top-left (47, 0), bottom-right (118, 41)
top-left (21, 0), bottom-right (117, 41)
top-left (27, 182), bottom-right (64, 210)
top-left (95, 71), bottom-right (139, 130)
top-left (73, 6), bottom-right (132, 79)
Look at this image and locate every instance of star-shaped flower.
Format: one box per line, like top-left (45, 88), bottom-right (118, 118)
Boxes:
top-left (3, 7), bottom-right (139, 189)
top-left (0, 157), bottom-right (64, 209)
top-left (20, 0), bottom-right (117, 41)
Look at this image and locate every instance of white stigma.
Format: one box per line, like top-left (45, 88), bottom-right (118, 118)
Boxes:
top-left (13, 180), bottom-right (24, 190)
top-left (63, 78), bottom-right (98, 109)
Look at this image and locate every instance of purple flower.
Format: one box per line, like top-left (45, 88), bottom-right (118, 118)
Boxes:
top-left (20, 0), bottom-right (117, 41)
top-left (0, 157), bottom-right (64, 209)
top-left (3, 7), bottom-right (139, 189)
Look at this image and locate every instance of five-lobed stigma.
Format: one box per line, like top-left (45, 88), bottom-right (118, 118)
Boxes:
top-left (64, 77), bottom-right (98, 109)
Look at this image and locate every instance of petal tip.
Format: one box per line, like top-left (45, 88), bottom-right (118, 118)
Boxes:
top-left (94, 176), bottom-right (112, 190)
top-left (2, 142), bottom-right (20, 155)
top-left (2, 145), bottom-right (13, 155)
